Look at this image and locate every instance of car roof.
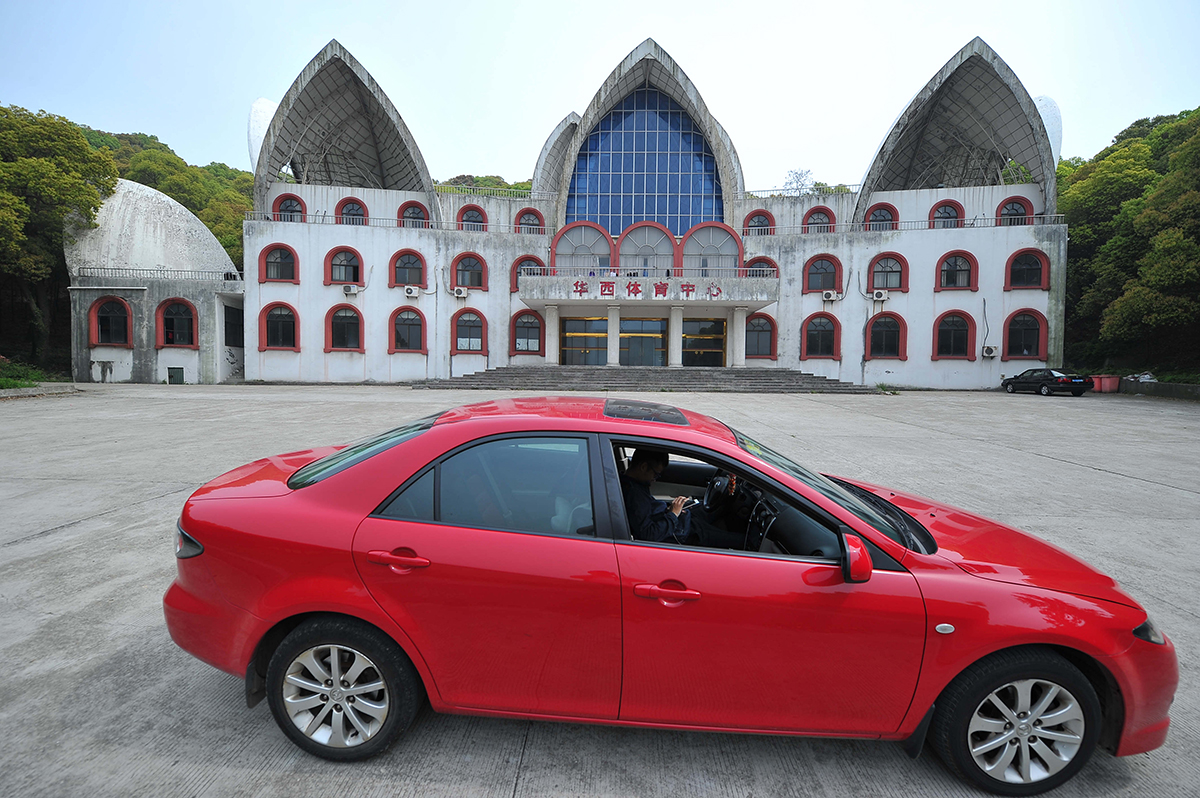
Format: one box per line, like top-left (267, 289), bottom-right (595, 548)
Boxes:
top-left (433, 396), bottom-right (738, 444)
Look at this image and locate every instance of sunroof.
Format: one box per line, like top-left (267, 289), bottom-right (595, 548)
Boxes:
top-left (603, 399), bottom-right (689, 426)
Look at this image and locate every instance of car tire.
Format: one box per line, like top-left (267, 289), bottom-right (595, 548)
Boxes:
top-left (1071, 390), bottom-right (1084, 397)
top-left (930, 648), bottom-right (1100, 796)
top-left (1039, 385), bottom-right (1053, 396)
top-left (1005, 384), bottom-right (1015, 394)
top-left (266, 616), bottom-right (423, 760)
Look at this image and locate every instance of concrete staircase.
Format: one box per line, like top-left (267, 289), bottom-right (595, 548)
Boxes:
top-left (412, 366), bottom-right (878, 393)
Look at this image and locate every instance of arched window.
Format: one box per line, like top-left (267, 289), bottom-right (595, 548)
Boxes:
top-left (1003, 310), bottom-right (1047, 361)
top-left (866, 313), bottom-right (907, 360)
top-left (800, 313), bottom-right (840, 361)
top-left (259, 303), bottom-right (299, 352)
top-left (326, 307), bottom-right (363, 352)
top-left (336, 199), bottom-right (366, 225)
top-left (743, 257), bottom-right (778, 278)
top-left (452, 311), bottom-right (486, 355)
top-left (157, 300), bottom-right (196, 348)
top-left (453, 254), bottom-right (486, 289)
top-left (870, 255), bottom-right (906, 291)
top-left (327, 249), bottom-right (360, 284)
top-left (998, 197), bottom-right (1033, 226)
top-left (553, 222), bottom-right (613, 275)
top-left (273, 195), bottom-right (305, 222)
top-left (90, 297), bottom-right (131, 347)
top-left (511, 312), bottom-right (544, 356)
top-left (682, 224), bottom-right (740, 277)
top-left (1006, 249), bottom-right (1049, 290)
top-left (619, 224), bottom-right (676, 277)
top-left (260, 245), bottom-right (297, 283)
top-left (744, 212), bottom-right (774, 236)
top-left (933, 312), bottom-right (976, 360)
top-left (746, 314), bottom-right (776, 359)
top-left (458, 205), bottom-right (487, 232)
top-left (865, 203), bottom-right (898, 231)
top-left (936, 251), bottom-right (978, 291)
top-left (389, 308), bottom-right (426, 354)
top-left (390, 250), bottom-right (425, 287)
top-left (803, 255), bottom-right (842, 293)
top-left (802, 207), bottom-right (834, 233)
top-left (399, 202), bottom-right (429, 229)
top-left (510, 257), bottom-right (547, 292)
top-left (516, 209), bottom-right (545, 234)
top-left (929, 200), bottom-right (964, 229)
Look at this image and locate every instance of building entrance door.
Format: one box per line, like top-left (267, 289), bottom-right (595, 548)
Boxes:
top-left (561, 318), bottom-right (608, 365)
top-left (682, 319), bottom-right (725, 367)
top-left (619, 318), bottom-right (667, 366)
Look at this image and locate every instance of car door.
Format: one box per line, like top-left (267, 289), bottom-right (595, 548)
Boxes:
top-left (1018, 369), bottom-right (1045, 391)
top-left (352, 433), bottom-right (622, 719)
top-left (607, 442), bottom-right (925, 735)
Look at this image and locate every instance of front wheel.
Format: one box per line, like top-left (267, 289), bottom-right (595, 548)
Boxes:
top-left (930, 648), bottom-right (1100, 795)
top-left (1004, 384), bottom-right (1016, 394)
top-left (1039, 385), bottom-right (1053, 396)
top-left (266, 617), bottom-right (423, 760)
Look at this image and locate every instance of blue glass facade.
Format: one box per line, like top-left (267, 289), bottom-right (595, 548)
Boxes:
top-left (566, 89), bottom-right (723, 236)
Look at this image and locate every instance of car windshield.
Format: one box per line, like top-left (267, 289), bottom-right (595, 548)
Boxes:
top-left (731, 428), bottom-right (906, 547)
top-left (288, 413), bottom-right (442, 489)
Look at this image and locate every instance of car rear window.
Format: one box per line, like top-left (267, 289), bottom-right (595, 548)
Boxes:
top-left (287, 413), bottom-right (441, 489)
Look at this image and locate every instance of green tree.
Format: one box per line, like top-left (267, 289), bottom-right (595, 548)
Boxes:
top-left (0, 106), bottom-right (117, 364)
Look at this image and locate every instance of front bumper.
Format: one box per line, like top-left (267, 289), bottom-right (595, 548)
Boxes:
top-left (1110, 633), bottom-right (1178, 756)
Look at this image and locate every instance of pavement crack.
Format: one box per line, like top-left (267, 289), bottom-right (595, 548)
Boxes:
top-left (3, 486), bottom-right (194, 547)
top-left (511, 720), bottom-right (531, 798)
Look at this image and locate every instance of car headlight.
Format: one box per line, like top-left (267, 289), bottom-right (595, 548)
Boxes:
top-left (174, 524), bottom-right (204, 559)
top-left (1132, 617), bottom-right (1166, 645)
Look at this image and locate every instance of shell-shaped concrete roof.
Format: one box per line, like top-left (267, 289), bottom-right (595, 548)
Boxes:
top-left (551, 39), bottom-right (745, 223)
top-left (856, 37), bottom-right (1058, 218)
top-left (531, 112), bottom-right (580, 196)
top-left (64, 179), bottom-right (234, 277)
top-left (253, 39), bottom-right (434, 209)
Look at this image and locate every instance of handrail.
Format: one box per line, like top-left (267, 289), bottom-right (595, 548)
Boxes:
top-left (434, 184), bottom-right (556, 200)
top-left (517, 266), bottom-right (778, 279)
top-left (76, 267), bottom-right (243, 281)
top-left (734, 185), bottom-right (862, 199)
top-left (742, 214), bottom-right (1065, 235)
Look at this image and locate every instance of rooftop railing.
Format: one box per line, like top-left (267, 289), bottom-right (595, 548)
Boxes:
top-left (77, 267), bottom-right (243, 281)
top-left (734, 184), bottom-right (861, 199)
top-left (434, 184), bottom-right (555, 200)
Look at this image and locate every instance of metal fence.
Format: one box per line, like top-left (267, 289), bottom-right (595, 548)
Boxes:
top-left (76, 267), bottom-right (242, 281)
top-left (517, 265), bottom-right (777, 280)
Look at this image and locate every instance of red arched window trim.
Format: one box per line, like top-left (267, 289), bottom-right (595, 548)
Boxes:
top-left (928, 199), bottom-right (965, 229)
top-left (397, 201), bottom-right (430, 229)
top-left (154, 298), bottom-right (199, 350)
top-left (324, 304), bottom-right (365, 354)
top-left (800, 312), bottom-right (841, 362)
top-left (510, 255), bottom-right (548, 293)
top-left (1004, 248), bottom-right (1051, 291)
top-left (930, 310), bottom-right (977, 362)
top-left (324, 246), bottom-right (365, 287)
top-left (335, 197), bottom-right (368, 224)
top-left (934, 250), bottom-right (979, 292)
top-left (1001, 307), bottom-right (1049, 362)
top-left (271, 193), bottom-right (307, 222)
top-left (680, 221), bottom-right (744, 271)
top-left (863, 202), bottom-right (899, 231)
top-left (802, 206), bottom-right (836, 234)
top-left (514, 207), bottom-right (546, 234)
top-left (456, 204), bottom-right (488, 232)
top-left (740, 257), bottom-right (779, 278)
top-left (451, 252), bottom-right (489, 291)
top-left (387, 249), bottom-right (427, 289)
top-left (549, 221), bottom-right (614, 272)
top-left (258, 302), bottom-right (300, 353)
top-left (388, 306), bottom-right (428, 355)
top-left (258, 243), bottom-right (300, 284)
top-left (741, 209), bottom-right (775, 236)
top-left (867, 252), bottom-right (910, 293)
top-left (745, 312), bottom-right (777, 360)
top-left (617, 221), bottom-right (680, 275)
top-left (996, 195), bottom-right (1034, 225)
top-left (802, 254), bottom-right (843, 294)
top-left (864, 312), bottom-right (908, 361)
top-left (509, 310), bottom-right (546, 357)
top-left (450, 308), bottom-right (488, 356)
top-left (88, 295), bottom-right (134, 349)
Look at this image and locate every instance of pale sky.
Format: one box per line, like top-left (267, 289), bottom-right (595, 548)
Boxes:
top-left (2, 0), bottom-right (1197, 190)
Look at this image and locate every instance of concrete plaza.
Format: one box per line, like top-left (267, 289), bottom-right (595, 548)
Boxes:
top-left (1, 385), bottom-right (1196, 797)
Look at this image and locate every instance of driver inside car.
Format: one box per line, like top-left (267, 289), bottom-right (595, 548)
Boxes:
top-left (620, 448), bottom-right (745, 549)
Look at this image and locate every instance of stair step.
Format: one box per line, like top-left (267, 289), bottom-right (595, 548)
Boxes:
top-left (412, 366), bottom-right (879, 394)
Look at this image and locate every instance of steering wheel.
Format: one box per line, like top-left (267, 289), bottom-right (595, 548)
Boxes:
top-left (703, 473), bottom-right (735, 513)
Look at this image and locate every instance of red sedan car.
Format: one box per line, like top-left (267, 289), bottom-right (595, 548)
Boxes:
top-left (164, 397), bottom-right (1176, 796)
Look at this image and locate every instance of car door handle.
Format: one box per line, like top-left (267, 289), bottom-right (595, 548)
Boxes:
top-left (633, 583), bottom-right (701, 601)
top-left (367, 549), bottom-right (430, 569)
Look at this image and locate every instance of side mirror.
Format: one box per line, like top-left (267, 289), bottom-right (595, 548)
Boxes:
top-left (840, 531), bottom-right (873, 583)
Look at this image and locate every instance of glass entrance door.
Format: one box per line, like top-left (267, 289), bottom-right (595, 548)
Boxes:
top-left (561, 318), bottom-right (608, 365)
top-left (619, 318), bottom-right (667, 366)
top-left (682, 319), bottom-right (725, 367)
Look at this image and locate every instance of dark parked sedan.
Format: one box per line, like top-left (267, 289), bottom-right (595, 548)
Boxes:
top-left (1002, 369), bottom-right (1094, 396)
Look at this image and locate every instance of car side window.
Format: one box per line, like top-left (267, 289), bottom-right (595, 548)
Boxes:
top-left (439, 437), bottom-right (595, 537)
top-left (379, 469), bottom-right (434, 521)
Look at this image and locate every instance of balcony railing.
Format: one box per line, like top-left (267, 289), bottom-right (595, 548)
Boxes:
top-left (518, 265), bottom-right (778, 280)
top-left (742, 214), bottom-right (1065, 235)
top-left (245, 211), bottom-right (548, 233)
top-left (434, 184), bottom-right (555, 200)
top-left (76, 267), bottom-right (242, 281)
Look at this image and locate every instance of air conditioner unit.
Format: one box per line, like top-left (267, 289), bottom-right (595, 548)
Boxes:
top-left (342, 284), bottom-right (359, 295)
top-left (403, 285), bottom-right (420, 298)
top-left (821, 290), bottom-right (839, 301)
top-left (452, 286), bottom-right (469, 298)
top-left (982, 345), bottom-right (999, 358)
top-left (871, 289), bottom-right (890, 301)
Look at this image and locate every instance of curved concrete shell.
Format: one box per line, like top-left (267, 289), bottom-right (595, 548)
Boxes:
top-left (252, 39), bottom-right (435, 213)
top-left (855, 37), bottom-right (1058, 219)
top-left (65, 179), bottom-right (234, 276)
top-left (553, 38), bottom-right (745, 226)
top-left (531, 112), bottom-right (580, 196)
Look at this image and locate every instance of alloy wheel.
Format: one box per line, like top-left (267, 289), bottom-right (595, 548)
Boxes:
top-left (967, 678), bottom-right (1085, 785)
top-left (281, 644), bottom-right (390, 748)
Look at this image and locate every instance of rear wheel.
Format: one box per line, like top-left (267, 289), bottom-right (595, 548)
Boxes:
top-left (1039, 385), bottom-right (1053, 396)
top-left (266, 617), bottom-right (423, 760)
top-left (1071, 390), bottom-right (1084, 397)
top-left (931, 648), bottom-right (1100, 795)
